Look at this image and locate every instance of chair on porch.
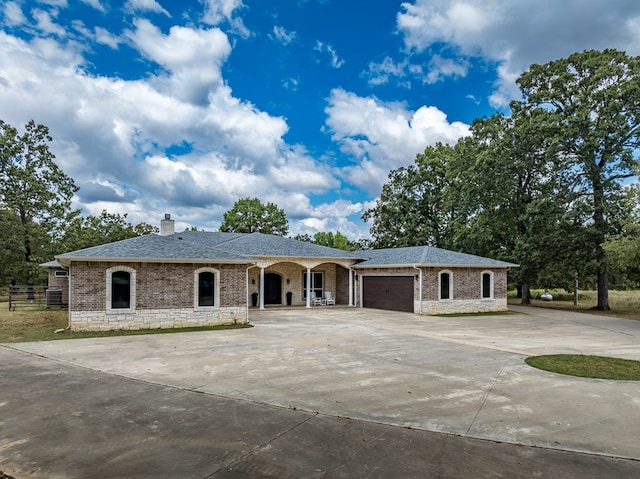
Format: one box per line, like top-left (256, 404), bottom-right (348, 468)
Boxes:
top-left (311, 291), bottom-right (325, 306)
top-left (324, 291), bottom-right (336, 305)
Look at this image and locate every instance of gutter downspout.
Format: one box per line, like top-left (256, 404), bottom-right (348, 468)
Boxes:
top-left (246, 264), bottom-right (258, 323)
top-left (348, 267), bottom-right (353, 307)
top-left (66, 264), bottom-right (72, 329)
top-left (413, 265), bottom-right (423, 315)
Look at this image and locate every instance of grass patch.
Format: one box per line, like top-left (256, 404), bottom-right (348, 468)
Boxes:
top-left (508, 289), bottom-right (640, 321)
top-left (0, 305), bottom-right (252, 343)
top-left (525, 354), bottom-right (640, 380)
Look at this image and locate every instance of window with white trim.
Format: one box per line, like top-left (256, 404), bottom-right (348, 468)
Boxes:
top-left (194, 267), bottom-right (219, 309)
top-left (439, 271), bottom-right (452, 300)
top-left (481, 271), bottom-right (494, 299)
top-left (198, 271), bottom-right (215, 306)
top-left (106, 266), bottom-right (136, 312)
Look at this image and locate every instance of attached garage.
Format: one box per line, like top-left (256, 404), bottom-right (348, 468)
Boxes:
top-left (353, 246), bottom-right (517, 316)
top-left (362, 276), bottom-right (414, 313)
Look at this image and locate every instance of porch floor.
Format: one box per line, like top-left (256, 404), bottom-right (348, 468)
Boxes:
top-left (249, 304), bottom-right (352, 311)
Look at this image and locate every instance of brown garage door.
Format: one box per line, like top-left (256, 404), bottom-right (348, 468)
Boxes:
top-left (362, 276), bottom-right (414, 313)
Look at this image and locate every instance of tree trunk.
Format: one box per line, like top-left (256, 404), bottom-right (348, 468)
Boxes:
top-left (593, 245), bottom-right (610, 311)
top-left (520, 283), bottom-right (531, 305)
top-left (591, 177), bottom-right (610, 311)
top-left (19, 208), bottom-right (31, 263)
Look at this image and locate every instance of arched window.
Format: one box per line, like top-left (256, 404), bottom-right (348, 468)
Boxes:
top-left (194, 268), bottom-right (219, 309)
top-left (482, 271), bottom-right (494, 299)
top-left (439, 271), bottom-right (452, 300)
top-left (107, 266), bottom-right (136, 311)
top-left (112, 271), bottom-right (130, 308)
top-left (198, 271), bottom-right (215, 307)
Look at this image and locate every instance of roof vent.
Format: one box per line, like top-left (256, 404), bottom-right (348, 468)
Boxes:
top-left (160, 214), bottom-right (175, 236)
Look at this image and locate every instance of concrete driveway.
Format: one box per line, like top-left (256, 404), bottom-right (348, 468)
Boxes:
top-left (2, 305), bottom-right (640, 477)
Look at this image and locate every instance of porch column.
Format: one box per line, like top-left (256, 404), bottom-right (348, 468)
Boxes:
top-left (348, 268), bottom-right (353, 306)
top-left (306, 267), bottom-right (312, 308)
top-left (259, 267), bottom-right (265, 310)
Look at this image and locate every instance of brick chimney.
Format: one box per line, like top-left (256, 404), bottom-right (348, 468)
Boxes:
top-left (160, 214), bottom-right (175, 236)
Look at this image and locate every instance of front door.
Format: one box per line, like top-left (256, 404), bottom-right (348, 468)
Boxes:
top-left (264, 273), bottom-right (282, 305)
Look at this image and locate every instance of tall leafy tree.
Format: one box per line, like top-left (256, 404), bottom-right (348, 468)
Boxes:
top-left (603, 185), bottom-right (640, 287)
top-left (292, 233), bottom-right (312, 243)
top-left (363, 143), bottom-right (463, 249)
top-left (450, 111), bottom-right (578, 303)
top-left (516, 49), bottom-right (640, 310)
top-left (59, 210), bottom-right (159, 252)
top-left (0, 120), bottom-right (78, 283)
top-left (220, 197), bottom-right (289, 236)
top-left (294, 231), bottom-right (368, 251)
top-left (312, 231), bottom-right (358, 251)
top-left (0, 208), bottom-right (25, 286)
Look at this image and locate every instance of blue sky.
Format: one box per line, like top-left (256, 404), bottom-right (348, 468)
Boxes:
top-left (2, 0), bottom-right (640, 238)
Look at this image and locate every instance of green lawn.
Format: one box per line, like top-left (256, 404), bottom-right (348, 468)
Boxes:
top-left (525, 354), bottom-right (640, 380)
top-left (0, 305), bottom-right (251, 343)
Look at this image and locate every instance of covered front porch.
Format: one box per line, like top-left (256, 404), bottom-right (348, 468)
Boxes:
top-left (247, 259), bottom-right (357, 309)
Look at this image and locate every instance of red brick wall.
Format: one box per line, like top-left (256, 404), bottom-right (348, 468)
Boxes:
top-left (47, 269), bottom-right (69, 304)
top-left (421, 267), bottom-right (507, 301)
top-left (356, 267), bottom-right (509, 303)
top-left (70, 261), bottom-right (248, 311)
top-left (494, 269), bottom-right (508, 297)
top-left (71, 262), bottom-right (105, 311)
top-left (336, 265), bottom-right (350, 304)
top-left (219, 264), bottom-right (248, 307)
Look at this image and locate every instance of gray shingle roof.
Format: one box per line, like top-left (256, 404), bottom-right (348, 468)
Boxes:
top-left (55, 234), bottom-right (253, 265)
top-left (354, 245), bottom-right (518, 268)
top-left (165, 231), bottom-right (246, 246)
top-left (40, 260), bottom-right (63, 268)
top-left (53, 231), bottom-right (517, 269)
top-left (219, 233), bottom-right (363, 259)
top-left (55, 231), bottom-right (363, 265)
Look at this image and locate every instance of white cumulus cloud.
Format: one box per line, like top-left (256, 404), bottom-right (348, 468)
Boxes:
top-left (125, 0), bottom-right (171, 16)
top-left (397, 0), bottom-right (640, 107)
top-left (201, 0), bottom-right (248, 37)
top-left (3, 2), bottom-right (27, 26)
top-left (0, 18), bottom-right (346, 233)
top-left (325, 88), bottom-right (469, 195)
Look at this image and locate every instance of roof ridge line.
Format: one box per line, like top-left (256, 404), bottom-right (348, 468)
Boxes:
top-left (420, 245), bottom-right (431, 264)
top-left (214, 232), bottom-right (252, 247)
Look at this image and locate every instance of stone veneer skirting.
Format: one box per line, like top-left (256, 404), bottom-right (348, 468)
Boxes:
top-left (416, 298), bottom-right (508, 315)
top-left (69, 306), bottom-right (247, 332)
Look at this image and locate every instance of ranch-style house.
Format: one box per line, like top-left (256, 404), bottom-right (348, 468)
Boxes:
top-left (43, 215), bottom-right (517, 331)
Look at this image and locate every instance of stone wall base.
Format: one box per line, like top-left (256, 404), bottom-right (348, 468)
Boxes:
top-left (416, 298), bottom-right (508, 315)
top-left (70, 307), bottom-right (247, 332)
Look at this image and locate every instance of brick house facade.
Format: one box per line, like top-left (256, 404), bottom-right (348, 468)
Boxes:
top-left (66, 261), bottom-right (248, 331)
top-left (351, 247), bottom-right (515, 315)
top-left (46, 216), bottom-right (517, 331)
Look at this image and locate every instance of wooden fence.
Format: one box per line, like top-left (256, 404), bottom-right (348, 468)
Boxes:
top-left (8, 285), bottom-right (64, 310)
